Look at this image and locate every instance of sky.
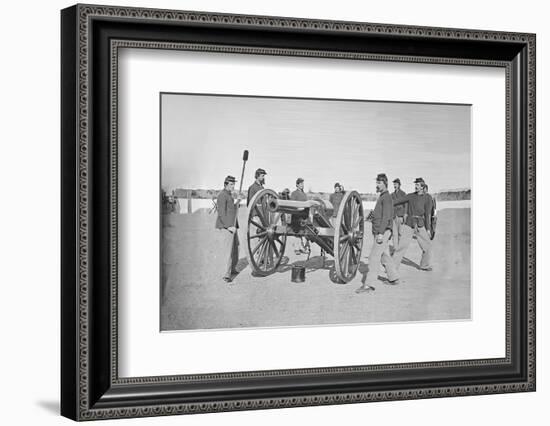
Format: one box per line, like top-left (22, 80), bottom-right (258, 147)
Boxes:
top-left (161, 93), bottom-right (471, 194)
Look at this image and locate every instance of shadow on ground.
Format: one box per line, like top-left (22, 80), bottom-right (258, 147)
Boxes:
top-left (35, 400), bottom-right (59, 415)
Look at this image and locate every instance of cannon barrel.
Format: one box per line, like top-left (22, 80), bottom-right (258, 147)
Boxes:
top-left (266, 198), bottom-right (321, 213)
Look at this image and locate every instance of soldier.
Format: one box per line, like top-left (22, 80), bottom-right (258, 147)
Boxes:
top-left (215, 175), bottom-right (242, 283)
top-left (424, 184), bottom-right (436, 214)
top-left (391, 178), bottom-right (407, 251)
top-left (329, 182), bottom-right (344, 224)
top-left (423, 183), bottom-right (437, 240)
top-left (247, 168), bottom-right (267, 206)
top-left (391, 177), bottom-right (433, 271)
top-left (290, 177), bottom-right (308, 201)
top-left (280, 188), bottom-right (291, 200)
top-left (356, 173), bottom-right (400, 293)
top-left (290, 178), bottom-right (308, 254)
top-left (423, 183), bottom-right (433, 209)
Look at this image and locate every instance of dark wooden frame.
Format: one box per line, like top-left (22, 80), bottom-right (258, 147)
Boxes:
top-left (61, 3), bottom-right (536, 421)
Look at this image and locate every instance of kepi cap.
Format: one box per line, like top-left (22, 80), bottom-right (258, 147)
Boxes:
top-left (224, 175), bottom-right (237, 184)
top-left (414, 177), bottom-right (425, 184)
top-left (255, 168), bottom-right (267, 176)
top-left (376, 173), bottom-right (388, 183)
top-left (393, 178), bottom-right (401, 184)
top-left (334, 182), bottom-right (341, 188)
top-left (296, 177), bottom-right (304, 185)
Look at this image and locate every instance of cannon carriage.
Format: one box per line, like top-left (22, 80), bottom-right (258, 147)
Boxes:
top-left (245, 188), bottom-right (365, 282)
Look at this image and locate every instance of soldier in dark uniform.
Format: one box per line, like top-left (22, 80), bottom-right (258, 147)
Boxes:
top-left (329, 182), bottom-right (344, 224)
top-left (290, 178), bottom-right (308, 254)
top-left (290, 177), bottom-right (307, 201)
top-left (391, 178), bottom-right (407, 251)
top-left (392, 177), bottom-right (433, 271)
top-left (246, 168), bottom-right (267, 206)
top-left (423, 183), bottom-right (437, 240)
top-left (423, 183), bottom-right (434, 213)
top-left (280, 188), bottom-right (291, 200)
top-left (215, 175), bottom-right (242, 282)
top-left (356, 173), bottom-right (400, 293)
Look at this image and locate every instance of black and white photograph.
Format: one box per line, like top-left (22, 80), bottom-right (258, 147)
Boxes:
top-left (160, 93), bottom-right (471, 331)
top-left (53, 1), bottom-right (537, 423)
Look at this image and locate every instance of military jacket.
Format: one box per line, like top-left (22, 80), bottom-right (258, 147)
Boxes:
top-left (215, 189), bottom-right (239, 229)
top-left (372, 190), bottom-right (394, 235)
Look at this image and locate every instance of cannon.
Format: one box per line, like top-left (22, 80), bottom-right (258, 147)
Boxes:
top-left (245, 188), bottom-right (365, 282)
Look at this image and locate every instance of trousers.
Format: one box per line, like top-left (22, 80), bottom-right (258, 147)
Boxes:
top-left (365, 229), bottom-right (399, 285)
top-left (392, 224), bottom-right (432, 270)
top-left (392, 216), bottom-right (405, 250)
top-left (217, 228), bottom-right (239, 278)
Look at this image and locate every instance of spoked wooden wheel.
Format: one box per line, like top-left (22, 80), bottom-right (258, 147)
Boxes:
top-left (333, 191), bottom-right (364, 282)
top-left (246, 189), bottom-right (287, 276)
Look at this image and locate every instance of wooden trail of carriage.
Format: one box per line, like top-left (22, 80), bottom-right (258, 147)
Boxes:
top-left (245, 188), bottom-right (365, 283)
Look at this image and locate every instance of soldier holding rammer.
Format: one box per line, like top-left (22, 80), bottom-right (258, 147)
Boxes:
top-left (215, 175), bottom-right (242, 283)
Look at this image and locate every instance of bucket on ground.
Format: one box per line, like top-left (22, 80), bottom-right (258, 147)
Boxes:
top-left (291, 264), bottom-right (306, 283)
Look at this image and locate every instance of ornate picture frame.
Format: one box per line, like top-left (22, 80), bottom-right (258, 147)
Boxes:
top-left (61, 4), bottom-right (535, 421)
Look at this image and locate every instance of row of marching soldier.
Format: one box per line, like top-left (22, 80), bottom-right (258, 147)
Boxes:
top-left (356, 174), bottom-right (435, 293)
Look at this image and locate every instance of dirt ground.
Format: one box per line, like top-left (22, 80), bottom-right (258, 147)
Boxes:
top-left (160, 208), bottom-right (471, 331)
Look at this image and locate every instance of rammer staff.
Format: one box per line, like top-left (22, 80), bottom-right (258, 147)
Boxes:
top-left (233, 150), bottom-right (249, 227)
top-left (238, 150), bottom-right (249, 195)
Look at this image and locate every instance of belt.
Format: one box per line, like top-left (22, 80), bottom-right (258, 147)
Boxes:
top-left (411, 215), bottom-right (424, 231)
